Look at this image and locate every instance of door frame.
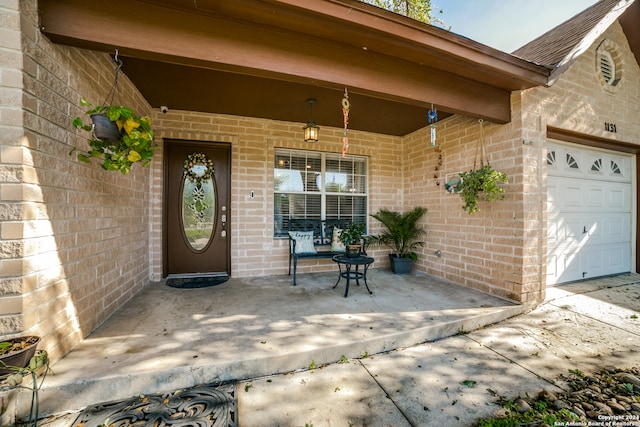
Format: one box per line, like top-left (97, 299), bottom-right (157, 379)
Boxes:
top-left (547, 127), bottom-right (638, 275)
top-left (162, 139), bottom-right (232, 278)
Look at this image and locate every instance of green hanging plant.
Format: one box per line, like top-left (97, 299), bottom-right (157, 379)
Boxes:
top-left (71, 98), bottom-right (155, 175)
top-left (457, 119), bottom-right (508, 214)
top-left (458, 164), bottom-right (508, 214)
top-left (70, 54), bottom-right (155, 175)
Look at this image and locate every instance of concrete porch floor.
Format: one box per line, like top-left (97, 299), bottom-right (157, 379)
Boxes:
top-left (28, 269), bottom-right (532, 417)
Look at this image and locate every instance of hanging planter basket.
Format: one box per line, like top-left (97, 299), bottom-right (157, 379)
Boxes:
top-left (457, 120), bottom-right (508, 214)
top-left (71, 51), bottom-right (156, 175)
top-left (90, 113), bottom-right (121, 142)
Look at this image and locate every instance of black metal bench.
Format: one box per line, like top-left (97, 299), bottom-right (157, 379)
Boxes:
top-left (287, 219), bottom-right (360, 286)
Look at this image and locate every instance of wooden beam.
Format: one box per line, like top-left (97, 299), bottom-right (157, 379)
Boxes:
top-left (39, 0), bottom-right (512, 122)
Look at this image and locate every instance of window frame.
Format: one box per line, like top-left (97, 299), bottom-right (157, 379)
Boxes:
top-left (273, 148), bottom-right (368, 238)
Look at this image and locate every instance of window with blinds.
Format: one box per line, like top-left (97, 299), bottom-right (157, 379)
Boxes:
top-left (274, 149), bottom-right (368, 237)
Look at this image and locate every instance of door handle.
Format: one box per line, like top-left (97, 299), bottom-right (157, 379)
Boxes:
top-left (582, 226), bottom-right (587, 234)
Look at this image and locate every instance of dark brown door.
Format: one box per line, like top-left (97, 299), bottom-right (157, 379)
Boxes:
top-left (164, 140), bottom-right (231, 277)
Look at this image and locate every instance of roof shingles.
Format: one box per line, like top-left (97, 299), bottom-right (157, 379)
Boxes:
top-left (512, 0), bottom-right (630, 68)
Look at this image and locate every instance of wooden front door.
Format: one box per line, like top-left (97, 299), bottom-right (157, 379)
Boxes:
top-left (164, 140), bottom-right (231, 277)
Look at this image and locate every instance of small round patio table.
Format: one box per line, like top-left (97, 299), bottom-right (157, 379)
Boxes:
top-left (332, 254), bottom-right (374, 298)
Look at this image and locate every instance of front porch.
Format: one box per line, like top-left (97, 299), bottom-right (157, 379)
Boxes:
top-left (25, 269), bottom-right (529, 417)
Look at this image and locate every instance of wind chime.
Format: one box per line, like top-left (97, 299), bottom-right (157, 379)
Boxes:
top-left (428, 104), bottom-right (442, 186)
top-left (427, 104), bottom-right (438, 146)
top-left (341, 88), bottom-right (350, 158)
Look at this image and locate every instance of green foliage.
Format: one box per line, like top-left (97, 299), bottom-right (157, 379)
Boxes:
top-left (1, 349), bottom-right (50, 427)
top-left (72, 98), bottom-right (155, 175)
top-left (368, 207), bottom-right (427, 259)
top-left (458, 164), bottom-right (508, 214)
top-left (339, 223), bottom-right (366, 246)
top-left (360, 0), bottom-right (446, 27)
top-left (477, 397), bottom-right (579, 427)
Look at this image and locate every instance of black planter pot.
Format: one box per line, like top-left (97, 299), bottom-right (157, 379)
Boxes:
top-left (91, 113), bottom-right (121, 142)
top-left (0, 336), bottom-right (40, 378)
top-left (389, 254), bottom-right (412, 274)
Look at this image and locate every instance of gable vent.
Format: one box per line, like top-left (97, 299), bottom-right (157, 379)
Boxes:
top-left (599, 51), bottom-right (615, 84)
top-left (595, 39), bottom-right (622, 91)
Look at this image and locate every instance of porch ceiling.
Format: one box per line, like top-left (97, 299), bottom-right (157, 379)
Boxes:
top-left (39, 0), bottom-right (551, 136)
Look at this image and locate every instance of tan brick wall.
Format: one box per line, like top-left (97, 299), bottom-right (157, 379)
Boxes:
top-left (0, 0), bottom-right (153, 362)
top-left (402, 115), bottom-right (537, 302)
top-left (151, 111), bottom-right (403, 279)
top-left (523, 22), bottom-right (640, 145)
top-left (2, 1), bottom-right (639, 367)
top-left (149, 21), bottom-right (639, 304)
top-left (402, 21), bottom-right (640, 303)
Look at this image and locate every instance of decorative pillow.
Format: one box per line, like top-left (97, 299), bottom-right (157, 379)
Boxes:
top-left (330, 227), bottom-right (346, 253)
top-left (288, 231), bottom-right (317, 254)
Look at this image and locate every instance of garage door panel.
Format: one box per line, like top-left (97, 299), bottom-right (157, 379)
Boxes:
top-left (553, 178), bottom-right (630, 212)
top-left (582, 213), bottom-right (630, 244)
top-left (563, 217), bottom-right (582, 242)
top-left (547, 141), bottom-right (633, 286)
top-left (559, 251), bottom-right (579, 279)
top-left (602, 214), bottom-right (630, 242)
top-left (581, 244), bottom-right (630, 279)
top-left (564, 184), bottom-right (584, 209)
top-left (607, 186), bottom-right (629, 210)
top-left (586, 186), bottom-right (605, 208)
top-left (554, 251), bottom-right (581, 283)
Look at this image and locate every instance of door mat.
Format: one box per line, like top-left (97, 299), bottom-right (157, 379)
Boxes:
top-left (166, 274), bottom-right (229, 289)
top-left (71, 382), bottom-right (237, 427)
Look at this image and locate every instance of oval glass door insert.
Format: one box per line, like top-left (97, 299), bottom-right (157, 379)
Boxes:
top-left (181, 153), bottom-right (216, 251)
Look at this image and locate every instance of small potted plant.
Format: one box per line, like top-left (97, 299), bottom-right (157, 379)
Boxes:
top-left (367, 207), bottom-right (427, 274)
top-left (0, 336), bottom-right (40, 379)
top-left (339, 223), bottom-right (366, 257)
top-left (71, 98), bottom-right (155, 175)
top-left (0, 338), bottom-right (50, 426)
top-left (458, 164), bottom-right (508, 214)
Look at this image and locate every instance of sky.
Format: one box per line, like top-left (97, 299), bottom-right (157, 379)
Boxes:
top-left (435, 0), bottom-right (598, 53)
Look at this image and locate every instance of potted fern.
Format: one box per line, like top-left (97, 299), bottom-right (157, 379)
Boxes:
top-left (458, 164), bottom-right (508, 214)
top-left (367, 207), bottom-right (427, 274)
top-left (71, 98), bottom-right (155, 175)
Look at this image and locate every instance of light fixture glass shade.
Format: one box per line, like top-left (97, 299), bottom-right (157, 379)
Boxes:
top-left (303, 122), bottom-right (319, 142)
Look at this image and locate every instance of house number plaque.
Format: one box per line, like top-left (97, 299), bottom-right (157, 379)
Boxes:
top-left (604, 122), bottom-right (617, 133)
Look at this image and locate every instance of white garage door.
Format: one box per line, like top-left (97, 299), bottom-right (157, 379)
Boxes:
top-left (547, 141), bottom-right (634, 285)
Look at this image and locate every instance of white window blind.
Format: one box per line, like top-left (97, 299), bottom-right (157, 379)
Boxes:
top-left (274, 149), bottom-right (368, 236)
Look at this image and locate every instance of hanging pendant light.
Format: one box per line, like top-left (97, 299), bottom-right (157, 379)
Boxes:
top-left (303, 98), bottom-right (319, 143)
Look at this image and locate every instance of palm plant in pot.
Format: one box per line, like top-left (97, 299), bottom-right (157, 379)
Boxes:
top-left (339, 223), bottom-right (366, 257)
top-left (368, 207), bottom-right (427, 274)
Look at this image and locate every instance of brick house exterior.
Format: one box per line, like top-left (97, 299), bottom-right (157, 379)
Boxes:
top-left (1, 0), bottom-right (639, 366)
